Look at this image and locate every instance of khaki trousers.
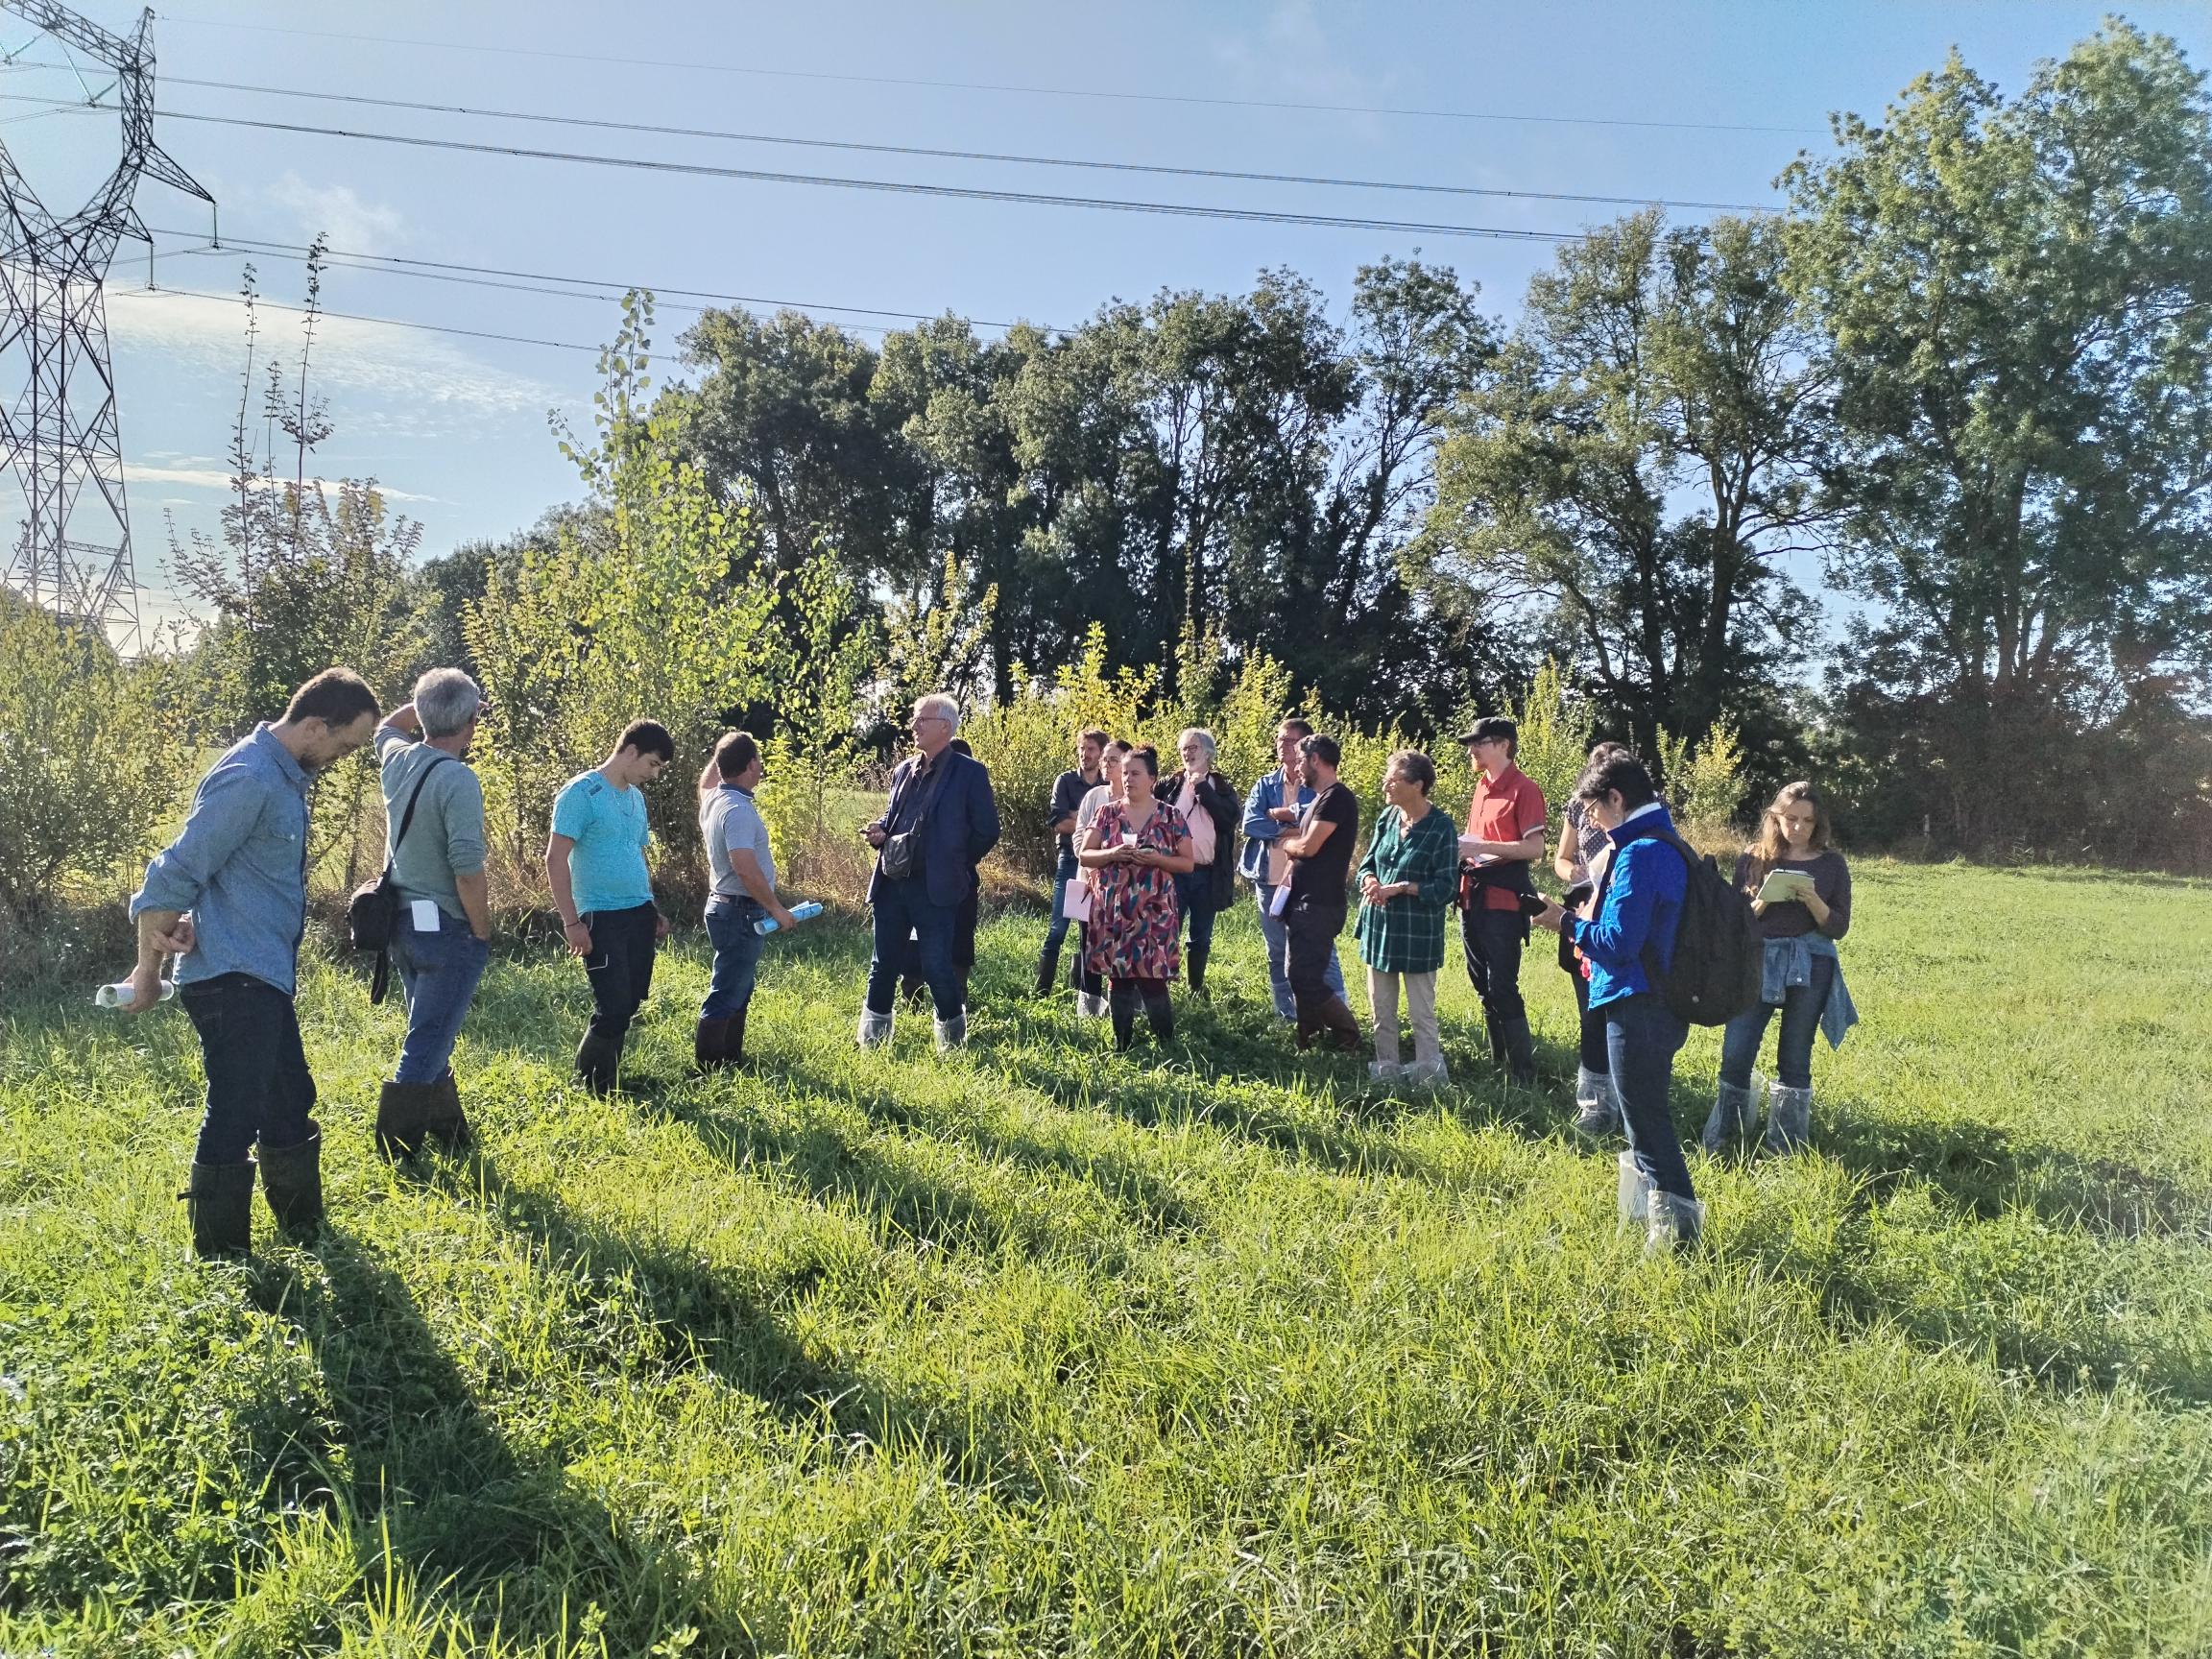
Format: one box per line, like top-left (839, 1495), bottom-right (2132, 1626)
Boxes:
top-left (1367, 968), bottom-right (1441, 1068)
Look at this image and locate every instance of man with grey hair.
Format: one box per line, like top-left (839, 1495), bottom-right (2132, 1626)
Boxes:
top-left (860, 692), bottom-right (999, 1052)
top-left (371, 667), bottom-right (493, 1159)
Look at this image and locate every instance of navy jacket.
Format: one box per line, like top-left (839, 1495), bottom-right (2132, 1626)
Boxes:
top-left (868, 748), bottom-right (1001, 910)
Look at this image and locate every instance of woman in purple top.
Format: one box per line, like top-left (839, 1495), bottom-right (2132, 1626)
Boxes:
top-left (1704, 781), bottom-right (1854, 1156)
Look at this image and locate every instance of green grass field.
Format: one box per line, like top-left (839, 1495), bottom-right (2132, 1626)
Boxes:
top-left (2, 860), bottom-right (2209, 1656)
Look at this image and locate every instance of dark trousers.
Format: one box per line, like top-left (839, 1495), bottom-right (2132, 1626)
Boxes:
top-left (180, 973), bottom-right (316, 1165)
top-left (1719, 953), bottom-right (1835, 1090)
top-left (1172, 871), bottom-right (1218, 958)
top-left (1285, 895), bottom-right (1347, 1022)
top-left (1605, 992), bottom-right (1695, 1201)
top-left (702, 897), bottom-right (767, 1019)
top-left (1461, 904), bottom-right (1535, 1077)
top-left (870, 878), bottom-right (962, 1021)
top-left (1568, 962), bottom-right (1609, 1075)
top-left (581, 902), bottom-right (659, 1044)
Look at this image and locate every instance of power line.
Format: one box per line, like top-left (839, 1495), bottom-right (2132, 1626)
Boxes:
top-left (7, 61), bottom-right (1774, 214)
top-left (108, 280), bottom-right (604, 353)
top-left (0, 95), bottom-right (1594, 241)
top-left (153, 12), bottom-right (1826, 138)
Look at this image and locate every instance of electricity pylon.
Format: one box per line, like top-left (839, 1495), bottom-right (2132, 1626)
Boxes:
top-left (0, 2), bottom-right (213, 653)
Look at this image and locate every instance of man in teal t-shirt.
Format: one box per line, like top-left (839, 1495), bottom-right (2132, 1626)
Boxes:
top-left (546, 719), bottom-right (674, 1094)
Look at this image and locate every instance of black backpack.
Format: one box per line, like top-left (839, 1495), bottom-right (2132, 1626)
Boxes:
top-left (1594, 828), bottom-right (1761, 1026)
top-left (1647, 830), bottom-right (1761, 1025)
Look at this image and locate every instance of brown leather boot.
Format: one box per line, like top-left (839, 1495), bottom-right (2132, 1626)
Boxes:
top-left (1319, 996), bottom-right (1364, 1052)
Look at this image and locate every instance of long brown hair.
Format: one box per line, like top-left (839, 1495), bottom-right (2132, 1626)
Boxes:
top-left (1744, 781), bottom-right (1832, 883)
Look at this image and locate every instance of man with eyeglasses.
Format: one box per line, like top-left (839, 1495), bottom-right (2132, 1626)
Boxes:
top-left (858, 693), bottom-right (1000, 1053)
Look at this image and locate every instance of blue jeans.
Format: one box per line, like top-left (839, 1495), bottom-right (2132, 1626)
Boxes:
top-left (1043, 851), bottom-right (1080, 958)
top-left (1719, 951), bottom-right (1835, 1091)
top-left (867, 878), bottom-right (961, 1021)
top-left (1173, 871), bottom-right (1217, 958)
top-left (1256, 880), bottom-right (1344, 1020)
top-left (702, 897), bottom-right (767, 1019)
top-left (179, 973), bottom-right (315, 1164)
top-left (390, 911), bottom-right (491, 1085)
top-left (1605, 993), bottom-right (1695, 1201)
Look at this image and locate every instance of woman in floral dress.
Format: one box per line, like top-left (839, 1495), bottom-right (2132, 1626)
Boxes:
top-left (1079, 744), bottom-right (1194, 1051)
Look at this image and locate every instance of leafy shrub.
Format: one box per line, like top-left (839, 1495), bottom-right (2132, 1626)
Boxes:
top-left (1658, 717), bottom-right (1749, 837)
top-left (0, 598), bottom-right (180, 919)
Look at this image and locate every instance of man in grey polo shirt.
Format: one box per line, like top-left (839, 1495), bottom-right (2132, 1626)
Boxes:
top-left (371, 668), bottom-right (493, 1160)
top-left (126, 667), bottom-right (380, 1257)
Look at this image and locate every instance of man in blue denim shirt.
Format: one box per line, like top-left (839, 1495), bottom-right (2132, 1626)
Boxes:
top-left (126, 668), bottom-right (380, 1258)
top-left (371, 668), bottom-right (493, 1161)
top-left (1239, 718), bottom-right (1346, 1022)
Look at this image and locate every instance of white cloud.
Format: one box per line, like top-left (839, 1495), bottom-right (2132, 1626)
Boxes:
top-left (103, 285), bottom-right (565, 421)
top-left (120, 462), bottom-right (439, 503)
top-left (262, 173), bottom-right (410, 253)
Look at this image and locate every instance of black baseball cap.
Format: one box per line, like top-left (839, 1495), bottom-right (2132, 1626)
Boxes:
top-left (1457, 716), bottom-right (1518, 747)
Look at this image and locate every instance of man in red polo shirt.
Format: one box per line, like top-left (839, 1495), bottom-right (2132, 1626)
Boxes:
top-left (1458, 715), bottom-right (1547, 1085)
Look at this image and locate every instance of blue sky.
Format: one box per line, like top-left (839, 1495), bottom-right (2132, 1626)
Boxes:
top-left (5, 0), bottom-right (2207, 636)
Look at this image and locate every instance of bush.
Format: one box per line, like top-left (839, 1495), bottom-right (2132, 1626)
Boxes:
top-left (0, 598), bottom-right (181, 920)
top-left (1657, 718), bottom-right (1749, 839)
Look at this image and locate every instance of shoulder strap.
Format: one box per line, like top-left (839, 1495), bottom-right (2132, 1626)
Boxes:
top-left (386, 753), bottom-right (455, 872)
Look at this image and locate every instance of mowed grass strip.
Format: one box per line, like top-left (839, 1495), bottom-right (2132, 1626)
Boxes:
top-left (2, 859), bottom-right (2209, 1657)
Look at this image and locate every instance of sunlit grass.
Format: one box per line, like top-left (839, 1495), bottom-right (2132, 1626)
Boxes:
top-left (2, 860), bottom-right (2209, 1655)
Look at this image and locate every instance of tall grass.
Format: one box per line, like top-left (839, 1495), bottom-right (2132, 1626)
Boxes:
top-left (2, 860), bottom-right (2208, 1655)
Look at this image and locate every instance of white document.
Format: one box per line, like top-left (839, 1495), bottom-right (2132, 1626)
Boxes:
top-left (410, 899), bottom-right (441, 932)
top-left (1062, 882), bottom-right (1093, 923)
top-left (1269, 882), bottom-right (1292, 917)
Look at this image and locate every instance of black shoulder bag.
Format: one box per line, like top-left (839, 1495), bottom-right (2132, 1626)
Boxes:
top-left (348, 754), bottom-right (454, 1004)
top-left (878, 757), bottom-right (951, 883)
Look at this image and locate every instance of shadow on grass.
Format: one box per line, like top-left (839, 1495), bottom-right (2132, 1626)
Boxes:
top-left (420, 1153), bottom-right (1040, 1502)
top-left (252, 1230), bottom-right (701, 1646)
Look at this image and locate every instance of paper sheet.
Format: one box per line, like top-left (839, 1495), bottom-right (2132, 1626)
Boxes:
top-left (410, 899), bottom-right (440, 932)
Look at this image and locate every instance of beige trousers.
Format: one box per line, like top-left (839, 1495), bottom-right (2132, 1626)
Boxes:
top-left (1366, 968), bottom-right (1441, 1067)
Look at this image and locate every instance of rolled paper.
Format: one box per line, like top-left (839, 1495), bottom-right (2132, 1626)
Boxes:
top-left (754, 900), bottom-right (825, 936)
top-left (95, 978), bottom-right (176, 1009)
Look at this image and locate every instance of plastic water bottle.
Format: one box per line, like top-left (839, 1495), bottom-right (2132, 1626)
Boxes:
top-left (754, 901), bottom-right (824, 936)
top-left (95, 977), bottom-right (176, 1009)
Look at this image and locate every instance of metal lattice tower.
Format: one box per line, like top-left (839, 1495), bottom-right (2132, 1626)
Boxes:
top-left (0, 2), bottom-right (212, 654)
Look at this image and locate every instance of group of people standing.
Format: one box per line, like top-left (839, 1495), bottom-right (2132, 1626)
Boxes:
top-left (122, 666), bottom-right (1854, 1262)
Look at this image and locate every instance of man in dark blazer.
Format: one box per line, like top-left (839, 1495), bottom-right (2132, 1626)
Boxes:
top-left (859, 692), bottom-right (1001, 1052)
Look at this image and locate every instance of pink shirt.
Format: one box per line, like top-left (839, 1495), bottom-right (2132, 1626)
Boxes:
top-left (1175, 777), bottom-right (1218, 866)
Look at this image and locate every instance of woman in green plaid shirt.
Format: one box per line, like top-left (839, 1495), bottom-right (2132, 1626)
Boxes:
top-left (1355, 751), bottom-right (1460, 1086)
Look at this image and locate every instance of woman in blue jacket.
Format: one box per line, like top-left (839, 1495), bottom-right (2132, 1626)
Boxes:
top-left (1534, 751), bottom-right (1704, 1252)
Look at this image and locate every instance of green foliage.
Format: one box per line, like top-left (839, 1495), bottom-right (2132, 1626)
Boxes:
top-left (878, 552), bottom-right (997, 725)
top-left (1506, 659), bottom-right (1598, 827)
top-left (756, 553), bottom-right (877, 890)
top-left (1657, 716), bottom-right (1750, 836)
top-left (467, 294), bottom-right (780, 883)
top-left (5, 864), bottom-right (2212, 1653)
top-left (0, 598), bottom-right (180, 918)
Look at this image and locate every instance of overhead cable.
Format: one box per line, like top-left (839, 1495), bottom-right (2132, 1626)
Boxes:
top-left (154, 12), bottom-right (1827, 137)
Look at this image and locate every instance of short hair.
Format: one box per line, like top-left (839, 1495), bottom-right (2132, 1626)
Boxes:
top-left (949, 736), bottom-right (973, 757)
top-left (1386, 749), bottom-right (1436, 795)
top-left (1298, 733), bottom-right (1341, 770)
top-left (283, 667), bottom-right (379, 729)
top-left (1278, 717), bottom-right (1313, 741)
top-left (1177, 728), bottom-right (1216, 762)
top-left (616, 719), bottom-right (675, 761)
top-left (914, 692), bottom-right (960, 735)
top-left (1575, 751), bottom-right (1657, 811)
top-left (1587, 739), bottom-right (1632, 765)
top-left (413, 667), bottom-right (482, 738)
top-left (713, 730), bottom-right (761, 780)
top-left (1125, 744), bottom-right (1161, 779)
top-left (1079, 728), bottom-right (1112, 750)
top-left (1104, 737), bottom-right (1133, 757)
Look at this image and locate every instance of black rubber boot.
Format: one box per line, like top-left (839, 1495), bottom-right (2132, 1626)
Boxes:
top-left (1500, 1011), bottom-right (1538, 1087)
top-left (1033, 945), bottom-right (1061, 998)
top-left (728, 1005), bottom-right (749, 1068)
top-left (424, 1074), bottom-right (473, 1151)
top-left (1109, 982), bottom-right (1139, 1051)
top-left (1187, 944), bottom-right (1211, 1001)
top-left (693, 1017), bottom-right (732, 1074)
top-left (256, 1121), bottom-right (325, 1240)
top-left (180, 1162), bottom-right (254, 1259)
top-left (1142, 985), bottom-right (1176, 1043)
top-left (374, 1079), bottom-right (433, 1161)
top-left (574, 1031), bottom-right (622, 1096)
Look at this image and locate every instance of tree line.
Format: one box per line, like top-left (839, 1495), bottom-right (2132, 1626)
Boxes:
top-left (56, 20), bottom-right (2212, 889)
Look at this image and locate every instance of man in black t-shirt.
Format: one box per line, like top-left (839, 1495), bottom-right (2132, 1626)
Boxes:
top-left (1034, 729), bottom-right (1111, 996)
top-left (1277, 733), bottom-right (1363, 1051)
